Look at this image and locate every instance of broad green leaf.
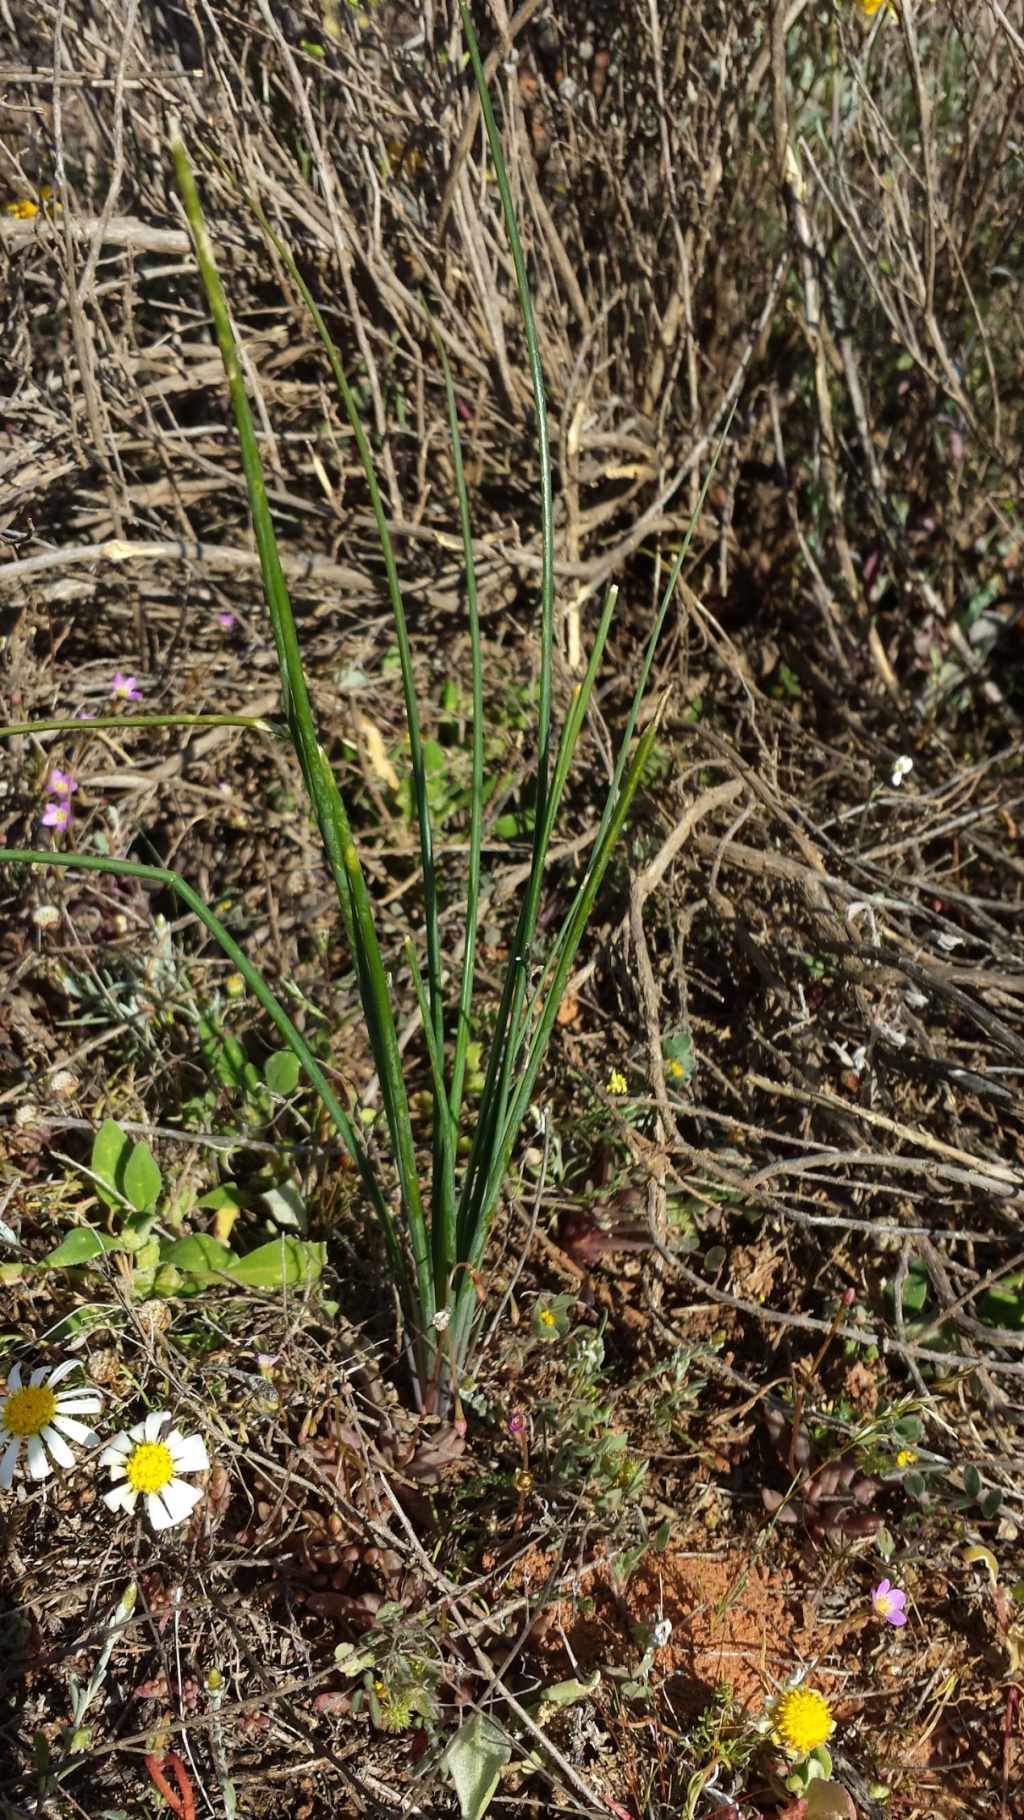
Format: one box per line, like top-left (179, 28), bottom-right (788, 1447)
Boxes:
top-left (443, 1712), bottom-right (510, 1820)
top-left (91, 1118), bottom-right (131, 1204)
top-left (45, 1228), bottom-right (122, 1267)
top-left (977, 1276), bottom-right (1024, 1329)
top-left (161, 1234), bottom-right (239, 1280)
top-left (260, 1182), bottom-right (307, 1233)
top-left (197, 1184), bottom-right (245, 1211)
top-left (537, 1673), bottom-right (600, 1710)
top-left (123, 1142), bottom-right (162, 1213)
top-left (224, 1238), bottom-right (324, 1288)
top-left (264, 1050), bottom-right (301, 1095)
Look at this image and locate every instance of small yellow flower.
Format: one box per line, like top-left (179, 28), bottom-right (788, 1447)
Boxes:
top-left (895, 1447), bottom-right (918, 1467)
top-left (857, 0), bottom-right (934, 14)
top-left (773, 1687), bottom-right (835, 1756)
top-left (607, 1069), bottom-right (628, 1095)
top-left (538, 1308), bottom-right (556, 1329)
top-left (4, 185), bottom-right (55, 218)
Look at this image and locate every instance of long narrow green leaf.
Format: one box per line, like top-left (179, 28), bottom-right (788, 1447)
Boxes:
top-left (426, 313), bottom-right (483, 1289)
top-left (453, 590), bottom-right (616, 1260)
top-left (197, 144), bottom-right (446, 1081)
top-left (404, 936), bottom-right (457, 1298)
top-left (428, 318), bottom-right (483, 1135)
top-left (172, 136), bottom-right (434, 1349)
top-left (458, 3), bottom-right (553, 846)
top-left (447, 1), bottom-right (557, 1212)
top-left (0, 846), bottom-right (415, 1329)
top-left (0, 715), bottom-right (279, 741)
top-left (450, 711), bottom-right (664, 1362)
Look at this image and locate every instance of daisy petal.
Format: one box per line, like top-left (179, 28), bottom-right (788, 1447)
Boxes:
top-left (143, 1411), bottom-right (169, 1443)
top-left (7, 1364), bottom-right (22, 1391)
top-left (54, 1393), bottom-right (103, 1416)
top-left (168, 1434), bottom-right (210, 1474)
top-left (149, 1478), bottom-right (201, 1530)
top-left (47, 1360), bottom-right (82, 1386)
top-left (29, 1367), bottom-right (49, 1388)
top-left (0, 1438), bottom-right (22, 1489)
top-left (99, 1433), bottom-right (135, 1464)
top-left (103, 1483), bottom-right (139, 1514)
top-left (40, 1426), bottom-right (75, 1470)
top-left (52, 1415), bottom-right (98, 1446)
top-left (26, 1434), bottom-right (51, 1480)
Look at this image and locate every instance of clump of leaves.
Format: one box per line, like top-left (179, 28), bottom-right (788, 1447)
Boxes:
top-left (761, 1408), bottom-right (883, 1543)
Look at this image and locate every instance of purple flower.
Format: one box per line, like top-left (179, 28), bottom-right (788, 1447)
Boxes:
top-left (47, 768), bottom-right (78, 798)
top-left (217, 612), bottom-right (235, 630)
top-left (110, 672), bottom-right (143, 702)
top-left (507, 1409), bottom-right (527, 1436)
top-left (871, 1579), bottom-right (908, 1626)
top-left (41, 800), bottom-right (72, 832)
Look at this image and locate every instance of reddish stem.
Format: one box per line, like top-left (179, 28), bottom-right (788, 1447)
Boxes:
top-left (145, 1752), bottom-right (196, 1820)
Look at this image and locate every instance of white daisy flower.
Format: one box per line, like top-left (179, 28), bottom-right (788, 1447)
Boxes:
top-left (0, 1360), bottom-right (103, 1489)
top-left (891, 755), bottom-right (914, 787)
top-left (99, 1411), bottom-right (209, 1531)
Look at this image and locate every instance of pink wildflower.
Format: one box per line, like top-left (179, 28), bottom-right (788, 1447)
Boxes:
top-left (217, 612), bottom-right (235, 630)
top-left (41, 801), bottom-right (72, 832)
top-left (47, 768), bottom-right (78, 798)
top-left (871, 1579), bottom-right (908, 1626)
top-left (110, 673), bottom-right (143, 702)
top-left (508, 1409), bottom-right (527, 1436)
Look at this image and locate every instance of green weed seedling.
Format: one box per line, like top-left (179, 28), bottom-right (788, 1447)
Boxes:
top-left (43, 1118), bottom-right (322, 1299)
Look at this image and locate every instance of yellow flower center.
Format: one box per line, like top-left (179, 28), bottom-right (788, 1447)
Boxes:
top-left (125, 1441), bottom-right (174, 1494)
top-left (3, 1385), bottom-right (57, 1437)
top-left (774, 1687), bottom-right (835, 1755)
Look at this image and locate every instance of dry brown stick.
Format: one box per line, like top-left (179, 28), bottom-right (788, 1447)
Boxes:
top-left (436, 0), bottom-right (547, 239)
top-left (77, 0), bottom-right (140, 301)
top-left (252, 0), bottom-right (403, 516)
top-left (746, 1070), bottom-right (1024, 1193)
top-left (0, 538), bottom-right (376, 592)
top-left (649, 1244), bottom-right (1024, 1383)
top-left (0, 215), bottom-right (191, 254)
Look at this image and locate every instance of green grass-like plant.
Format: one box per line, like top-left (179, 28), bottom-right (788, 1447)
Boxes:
top-left (0, 3), bottom-right (710, 1410)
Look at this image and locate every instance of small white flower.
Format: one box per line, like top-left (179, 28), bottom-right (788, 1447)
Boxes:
top-left (891, 755), bottom-right (914, 787)
top-left (99, 1411), bottom-right (209, 1531)
top-left (0, 1361), bottom-right (103, 1489)
top-left (431, 1308), bottom-right (451, 1333)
